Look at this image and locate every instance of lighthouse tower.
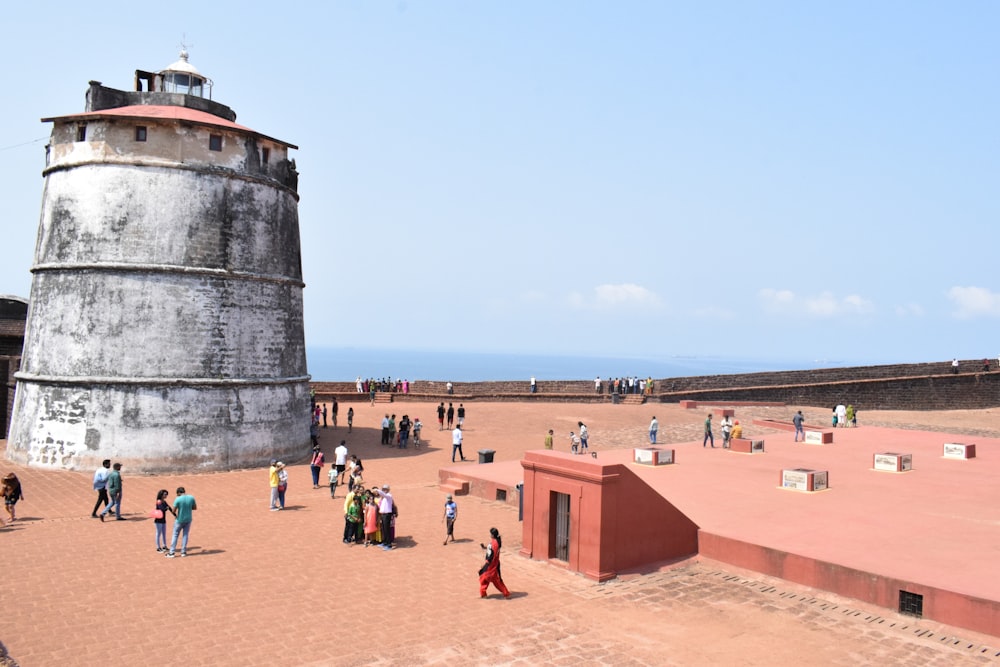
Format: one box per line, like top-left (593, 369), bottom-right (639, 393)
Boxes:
top-left (7, 52), bottom-right (309, 473)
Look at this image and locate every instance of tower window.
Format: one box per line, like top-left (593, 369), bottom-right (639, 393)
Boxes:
top-left (135, 126), bottom-right (147, 142)
top-left (76, 125), bottom-right (87, 142)
top-left (209, 134), bottom-right (222, 151)
top-left (262, 147), bottom-right (270, 164)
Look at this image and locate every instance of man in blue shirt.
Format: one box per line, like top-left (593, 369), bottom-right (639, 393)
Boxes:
top-left (166, 487), bottom-right (197, 558)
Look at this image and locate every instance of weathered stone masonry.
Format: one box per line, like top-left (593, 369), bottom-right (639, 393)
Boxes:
top-left (7, 53), bottom-right (310, 473)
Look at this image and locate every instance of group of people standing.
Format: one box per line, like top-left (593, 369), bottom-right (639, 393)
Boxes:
top-left (601, 376), bottom-right (654, 396)
top-left (832, 404), bottom-right (857, 428)
top-left (380, 413), bottom-right (424, 448)
top-left (356, 377), bottom-right (411, 394)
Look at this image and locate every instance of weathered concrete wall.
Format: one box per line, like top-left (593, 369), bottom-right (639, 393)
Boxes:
top-left (7, 110), bottom-right (309, 473)
top-left (8, 380), bottom-right (309, 473)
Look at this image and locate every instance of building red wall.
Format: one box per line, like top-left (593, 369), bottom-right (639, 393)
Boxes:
top-left (699, 532), bottom-right (1000, 637)
top-left (520, 450), bottom-right (698, 581)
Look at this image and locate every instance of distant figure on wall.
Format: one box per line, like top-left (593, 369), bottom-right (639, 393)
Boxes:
top-left (952, 358), bottom-right (960, 374)
top-left (530, 376), bottom-right (536, 393)
top-left (983, 359), bottom-right (991, 372)
top-left (595, 376), bottom-right (601, 394)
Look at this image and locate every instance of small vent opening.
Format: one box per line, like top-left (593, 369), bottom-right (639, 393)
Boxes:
top-left (899, 590), bottom-right (923, 617)
top-left (495, 489), bottom-right (507, 502)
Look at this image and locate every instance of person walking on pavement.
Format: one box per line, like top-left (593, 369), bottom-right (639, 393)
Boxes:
top-left (437, 402), bottom-right (446, 430)
top-left (165, 486), bottom-right (197, 558)
top-left (347, 406), bottom-right (354, 433)
top-left (793, 410), bottom-right (805, 442)
top-left (100, 463), bottom-right (125, 521)
top-left (2, 473), bottom-right (24, 525)
top-left (443, 494), bottom-right (458, 545)
top-left (334, 440), bottom-right (349, 485)
top-left (578, 422), bottom-right (589, 454)
top-left (649, 416), bottom-right (659, 444)
top-left (452, 424), bottom-right (467, 462)
top-left (92, 459), bottom-right (111, 518)
top-left (310, 446), bottom-right (325, 489)
top-left (479, 527), bottom-right (511, 599)
top-left (457, 403), bottom-right (466, 427)
top-left (446, 403), bottom-right (455, 429)
top-left (703, 413), bottom-right (715, 448)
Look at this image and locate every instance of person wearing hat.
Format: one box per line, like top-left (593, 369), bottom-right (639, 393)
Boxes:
top-left (731, 420), bottom-right (743, 440)
top-left (442, 493), bottom-right (458, 545)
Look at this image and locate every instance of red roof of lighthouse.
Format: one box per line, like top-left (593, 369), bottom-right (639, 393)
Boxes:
top-left (42, 105), bottom-right (297, 150)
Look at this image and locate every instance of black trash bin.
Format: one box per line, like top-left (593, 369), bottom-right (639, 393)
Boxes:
top-left (612, 393), bottom-right (620, 404)
top-left (478, 449), bottom-right (495, 464)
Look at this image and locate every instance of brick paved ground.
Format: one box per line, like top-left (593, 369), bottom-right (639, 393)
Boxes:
top-left (2, 400), bottom-right (998, 666)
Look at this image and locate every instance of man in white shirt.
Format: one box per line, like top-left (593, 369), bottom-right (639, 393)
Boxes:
top-left (452, 425), bottom-right (467, 462)
top-left (649, 416), bottom-right (659, 444)
top-left (334, 440), bottom-right (349, 484)
top-left (375, 484), bottom-right (395, 550)
top-left (91, 459), bottom-right (111, 518)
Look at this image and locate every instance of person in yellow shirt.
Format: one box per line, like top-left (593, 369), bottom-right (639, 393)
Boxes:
top-left (544, 429), bottom-right (554, 449)
top-left (730, 421), bottom-right (743, 440)
top-left (268, 460), bottom-right (280, 511)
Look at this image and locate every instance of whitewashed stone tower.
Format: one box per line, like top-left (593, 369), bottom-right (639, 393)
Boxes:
top-left (7, 52), bottom-right (310, 473)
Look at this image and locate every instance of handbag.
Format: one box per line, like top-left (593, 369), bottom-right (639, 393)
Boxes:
top-left (151, 509), bottom-right (164, 519)
top-left (278, 484), bottom-right (287, 492)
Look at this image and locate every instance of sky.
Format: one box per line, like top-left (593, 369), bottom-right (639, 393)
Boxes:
top-left (2, 1), bottom-right (998, 369)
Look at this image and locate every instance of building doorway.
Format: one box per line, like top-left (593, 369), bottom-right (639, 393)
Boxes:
top-left (553, 491), bottom-right (570, 561)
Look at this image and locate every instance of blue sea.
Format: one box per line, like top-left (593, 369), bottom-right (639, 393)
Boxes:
top-left (305, 347), bottom-right (835, 382)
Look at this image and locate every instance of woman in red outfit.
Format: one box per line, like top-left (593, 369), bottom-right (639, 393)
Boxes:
top-left (479, 527), bottom-right (511, 599)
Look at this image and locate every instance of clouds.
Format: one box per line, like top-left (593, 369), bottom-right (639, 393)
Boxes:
top-left (947, 286), bottom-right (1000, 318)
top-left (568, 283), bottom-right (662, 310)
top-left (758, 288), bottom-right (874, 317)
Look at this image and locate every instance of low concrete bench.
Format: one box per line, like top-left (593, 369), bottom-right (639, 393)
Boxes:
top-left (730, 438), bottom-right (764, 454)
top-left (873, 452), bottom-right (912, 472)
top-left (633, 447), bottom-right (674, 466)
top-left (780, 468), bottom-right (829, 492)
top-left (943, 442), bottom-right (976, 459)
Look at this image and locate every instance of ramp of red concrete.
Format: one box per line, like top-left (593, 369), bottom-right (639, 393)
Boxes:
top-left (461, 424), bottom-right (1000, 635)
